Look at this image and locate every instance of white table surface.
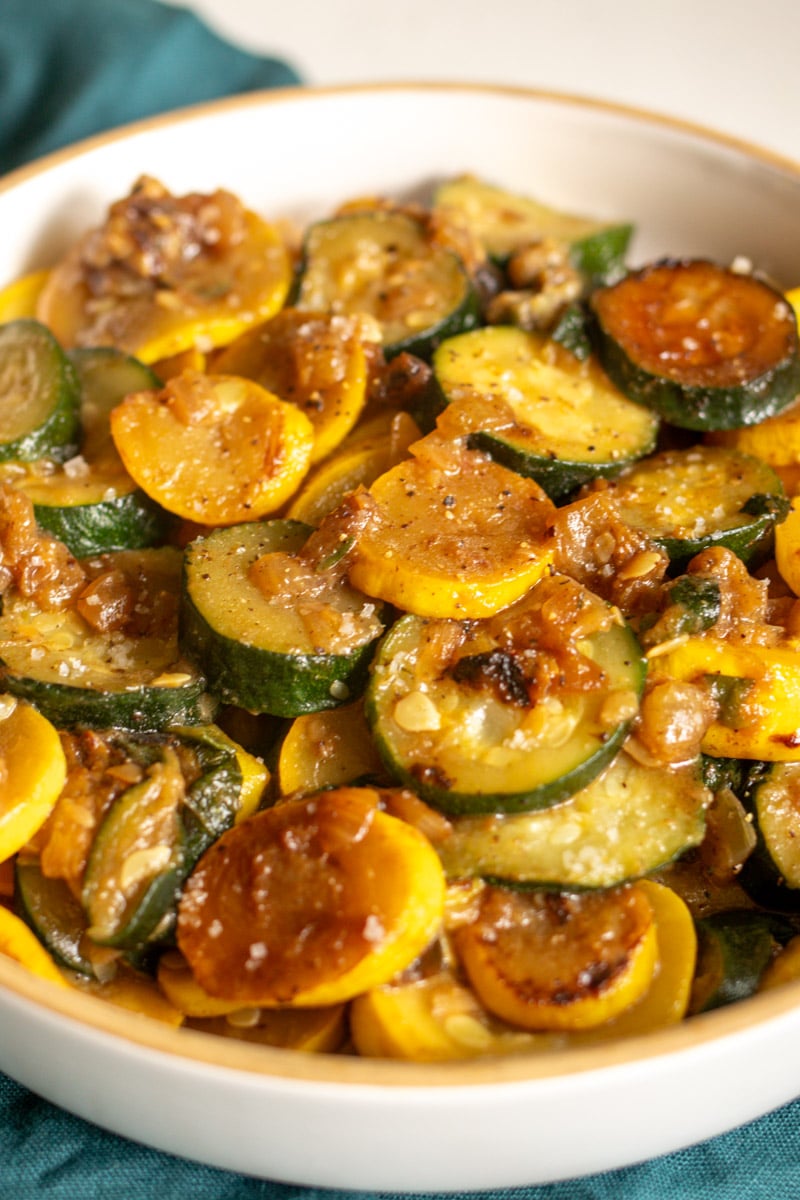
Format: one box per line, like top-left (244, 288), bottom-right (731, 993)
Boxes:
top-left (169, 0), bottom-right (800, 164)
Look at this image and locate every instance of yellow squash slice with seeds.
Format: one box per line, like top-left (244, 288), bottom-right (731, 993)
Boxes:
top-left (176, 787), bottom-right (446, 1007)
top-left (213, 309), bottom-right (372, 464)
top-left (0, 699), bottom-right (67, 863)
top-left (37, 177), bottom-right (292, 363)
top-left (348, 431), bottom-right (556, 619)
top-left (110, 371), bottom-right (314, 525)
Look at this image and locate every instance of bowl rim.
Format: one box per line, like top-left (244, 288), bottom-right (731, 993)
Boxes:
top-left (2, 78), bottom-right (800, 1094)
top-left (2, 79), bottom-right (800, 199)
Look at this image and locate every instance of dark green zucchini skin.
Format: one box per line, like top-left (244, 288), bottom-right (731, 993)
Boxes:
top-left (437, 753), bottom-right (710, 889)
top-left (690, 909), bottom-right (796, 1013)
top-left (0, 319), bottom-right (81, 461)
top-left (0, 671), bottom-right (216, 733)
top-left (14, 858), bottom-right (96, 975)
top-left (180, 521), bottom-right (384, 719)
top-left (81, 726), bottom-right (245, 951)
top-left (740, 762), bottom-right (800, 912)
top-left (590, 260), bottom-right (800, 431)
top-left (366, 599), bottom-right (646, 817)
top-left (571, 224), bottom-right (633, 288)
top-left (465, 431), bottom-right (634, 504)
top-left (33, 490), bottom-right (169, 559)
top-left (430, 324), bottom-right (659, 504)
top-left (179, 586), bottom-right (377, 718)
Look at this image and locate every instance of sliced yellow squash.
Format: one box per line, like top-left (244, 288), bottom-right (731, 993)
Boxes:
top-left (110, 371), bottom-right (314, 524)
top-left (213, 309), bottom-right (371, 464)
top-left (348, 432), bottom-right (556, 618)
top-left (451, 881), bottom-right (658, 1031)
top-left (0, 905), bottom-right (66, 986)
top-left (0, 698), bottom-right (67, 863)
top-left (176, 787), bottom-right (445, 1007)
top-left (277, 700), bottom-right (387, 797)
top-left (36, 178), bottom-right (291, 362)
top-left (653, 636), bottom-right (800, 761)
top-left (0, 269), bottom-right (50, 321)
top-left (287, 410), bottom-right (419, 525)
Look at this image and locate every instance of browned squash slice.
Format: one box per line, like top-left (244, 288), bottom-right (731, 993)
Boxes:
top-left (348, 431), bottom-right (556, 619)
top-left (452, 881), bottom-right (657, 1031)
top-left (110, 371), bottom-right (314, 524)
top-left (176, 786), bottom-right (445, 1006)
top-left (213, 309), bottom-right (371, 463)
top-left (37, 177), bottom-right (291, 362)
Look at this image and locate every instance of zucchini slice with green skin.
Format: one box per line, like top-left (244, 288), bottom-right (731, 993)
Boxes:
top-left (0, 547), bottom-right (214, 731)
top-left (438, 752), bottom-right (710, 888)
top-left (689, 909), bottom-right (795, 1013)
top-left (180, 521), bottom-right (384, 718)
top-left (175, 724), bottom-right (245, 865)
top-left (15, 856), bottom-right (96, 975)
top-left (81, 725), bottom-right (245, 951)
top-left (293, 210), bottom-right (481, 359)
top-left (433, 175), bottom-right (633, 284)
top-left (740, 761), bottom-right (800, 911)
top-left (2, 346), bottom-right (170, 557)
top-left (82, 755), bottom-right (186, 949)
top-left (0, 319), bottom-right (81, 462)
top-left (432, 325), bottom-right (659, 501)
top-left (599, 444), bottom-right (789, 571)
top-left (590, 259), bottom-right (800, 431)
top-left (366, 573), bottom-right (645, 816)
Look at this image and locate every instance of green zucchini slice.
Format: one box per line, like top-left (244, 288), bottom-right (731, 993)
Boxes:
top-left (0, 547), bottom-right (213, 731)
top-left (15, 856), bottom-right (96, 975)
top-left (81, 725), bottom-right (245, 950)
top-left (689, 909), bottom-right (794, 1013)
top-left (740, 761), bottom-right (800, 911)
top-left (180, 521), bottom-right (385, 718)
top-left (432, 325), bottom-right (659, 501)
top-left (599, 444), bottom-right (788, 570)
top-left (433, 175), bottom-right (633, 283)
top-left (0, 319), bottom-right (81, 462)
top-left (82, 753), bottom-right (186, 948)
top-left (590, 259), bottom-right (800, 431)
top-left (293, 209), bottom-right (480, 359)
top-left (366, 573), bottom-right (645, 815)
top-left (0, 346), bottom-right (169, 556)
top-left (438, 752), bottom-right (710, 888)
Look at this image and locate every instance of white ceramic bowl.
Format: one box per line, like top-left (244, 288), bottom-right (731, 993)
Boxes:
top-left (2, 82), bottom-right (800, 1192)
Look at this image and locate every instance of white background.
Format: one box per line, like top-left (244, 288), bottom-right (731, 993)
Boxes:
top-left (168, 0), bottom-right (800, 162)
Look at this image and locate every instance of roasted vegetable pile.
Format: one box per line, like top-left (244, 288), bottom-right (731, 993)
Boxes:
top-left (1, 172), bottom-right (800, 1060)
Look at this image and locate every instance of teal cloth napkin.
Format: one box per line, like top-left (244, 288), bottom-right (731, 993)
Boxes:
top-left (1, 1), bottom-right (800, 1196)
top-left (0, 0), bottom-right (300, 174)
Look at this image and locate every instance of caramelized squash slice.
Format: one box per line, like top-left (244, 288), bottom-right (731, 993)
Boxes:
top-left (350, 968), bottom-right (561, 1061)
top-left (451, 881), bottom-right (658, 1031)
top-left (176, 787), bottom-right (445, 1006)
top-left (213, 310), bottom-right (371, 464)
top-left (36, 178), bottom-right (291, 363)
top-left (351, 880), bottom-right (694, 1060)
top-left (277, 700), bottom-right (388, 796)
top-left (348, 432), bottom-right (556, 618)
top-left (110, 371), bottom-right (314, 524)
